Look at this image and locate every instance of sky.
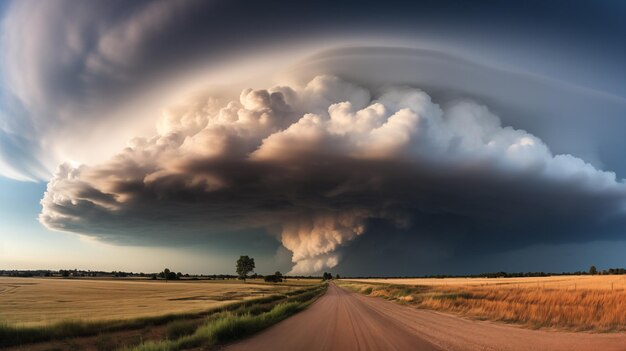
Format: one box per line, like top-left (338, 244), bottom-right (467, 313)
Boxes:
top-left (1, 0), bottom-right (626, 276)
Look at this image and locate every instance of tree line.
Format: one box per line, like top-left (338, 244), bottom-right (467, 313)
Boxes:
top-left (235, 256), bottom-right (342, 283)
top-left (343, 265), bottom-right (626, 279)
top-left (13, 263), bottom-right (625, 280)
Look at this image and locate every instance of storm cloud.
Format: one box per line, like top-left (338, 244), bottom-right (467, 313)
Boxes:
top-left (2, 0), bottom-right (625, 186)
top-left (40, 76), bottom-right (626, 273)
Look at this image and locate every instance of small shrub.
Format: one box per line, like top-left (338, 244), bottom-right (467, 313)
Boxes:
top-left (166, 320), bottom-right (198, 340)
top-left (264, 275), bottom-right (283, 283)
top-left (398, 295), bottom-right (414, 302)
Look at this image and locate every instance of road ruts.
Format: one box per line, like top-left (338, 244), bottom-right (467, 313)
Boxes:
top-left (223, 283), bottom-right (442, 351)
top-left (223, 283), bottom-right (626, 351)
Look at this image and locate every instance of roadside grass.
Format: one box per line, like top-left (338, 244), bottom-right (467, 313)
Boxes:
top-left (166, 320), bottom-right (200, 340)
top-left (0, 284), bottom-right (325, 348)
top-left (125, 285), bottom-right (326, 351)
top-left (339, 281), bottom-right (626, 332)
top-left (128, 302), bottom-right (302, 351)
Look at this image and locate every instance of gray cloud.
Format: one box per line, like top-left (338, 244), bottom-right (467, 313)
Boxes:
top-left (0, 0), bottom-right (216, 180)
top-left (40, 76), bottom-right (626, 273)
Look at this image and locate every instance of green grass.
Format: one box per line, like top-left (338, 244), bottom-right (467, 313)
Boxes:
top-left (126, 285), bottom-right (326, 351)
top-left (165, 320), bottom-right (200, 340)
top-left (0, 285), bottom-right (324, 348)
top-left (128, 302), bottom-right (305, 351)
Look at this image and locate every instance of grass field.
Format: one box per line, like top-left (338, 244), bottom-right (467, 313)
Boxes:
top-left (340, 275), bottom-right (626, 332)
top-left (0, 277), bottom-right (325, 349)
top-left (347, 275), bottom-right (626, 290)
top-left (0, 277), bottom-right (317, 326)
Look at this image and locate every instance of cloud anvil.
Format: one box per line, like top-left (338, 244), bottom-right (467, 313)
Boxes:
top-left (39, 76), bottom-right (626, 273)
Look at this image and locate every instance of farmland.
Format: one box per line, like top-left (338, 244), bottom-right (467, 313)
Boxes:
top-left (0, 277), bottom-right (316, 326)
top-left (340, 275), bottom-right (626, 332)
top-left (0, 277), bottom-right (325, 350)
top-left (347, 275), bottom-right (626, 290)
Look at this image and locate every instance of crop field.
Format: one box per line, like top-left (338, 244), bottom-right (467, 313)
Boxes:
top-left (0, 277), bottom-right (318, 326)
top-left (340, 275), bottom-right (626, 331)
top-left (0, 277), bottom-right (325, 350)
top-left (347, 275), bottom-right (626, 290)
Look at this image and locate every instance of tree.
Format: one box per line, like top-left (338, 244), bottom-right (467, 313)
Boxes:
top-left (163, 268), bottom-right (171, 282)
top-left (589, 265), bottom-right (598, 275)
top-left (264, 271), bottom-right (283, 283)
top-left (236, 256), bottom-right (255, 281)
top-left (335, 274), bottom-right (340, 279)
top-left (322, 272), bottom-right (332, 281)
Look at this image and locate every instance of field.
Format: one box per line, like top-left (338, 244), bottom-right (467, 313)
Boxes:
top-left (347, 275), bottom-right (626, 289)
top-left (5, 275), bottom-right (626, 350)
top-left (0, 277), bottom-right (325, 350)
top-left (340, 275), bottom-right (626, 332)
top-left (0, 277), bottom-right (317, 326)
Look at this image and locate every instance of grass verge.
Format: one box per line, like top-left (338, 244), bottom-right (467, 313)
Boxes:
top-left (125, 284), bottom-right (326, 351)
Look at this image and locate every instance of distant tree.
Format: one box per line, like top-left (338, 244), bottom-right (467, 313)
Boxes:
top-left (589, 265), bottom-right (598, 275)
top-left (236, 256), bottom-right (255, 281)
top-left (264, 274), bottom-right (282, 283)
top-left (163, 268), bottom-right (171, 282)
top-left (177, 272), bottom-right (183, 279)
top-left (322, 272), bottom-right (332, 281)
top-left (264, 271), bottom-right (284, 283)
top-left (335, 274), bottom-right (340, 280)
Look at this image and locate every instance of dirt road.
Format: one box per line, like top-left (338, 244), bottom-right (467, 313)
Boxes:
top-left (224, 283), bottom-right (626, 351)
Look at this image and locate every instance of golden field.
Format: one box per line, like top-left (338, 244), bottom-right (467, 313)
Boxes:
top-left (340, 275), bottom-right (626, 331)
top-left (348, 275), bottom-right (626, 290)
top-left (0, 277), bottom-right (317, 326)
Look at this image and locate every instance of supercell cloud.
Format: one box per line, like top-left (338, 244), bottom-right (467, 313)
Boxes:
top-left (40, 76), bottom-right (626, 273)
